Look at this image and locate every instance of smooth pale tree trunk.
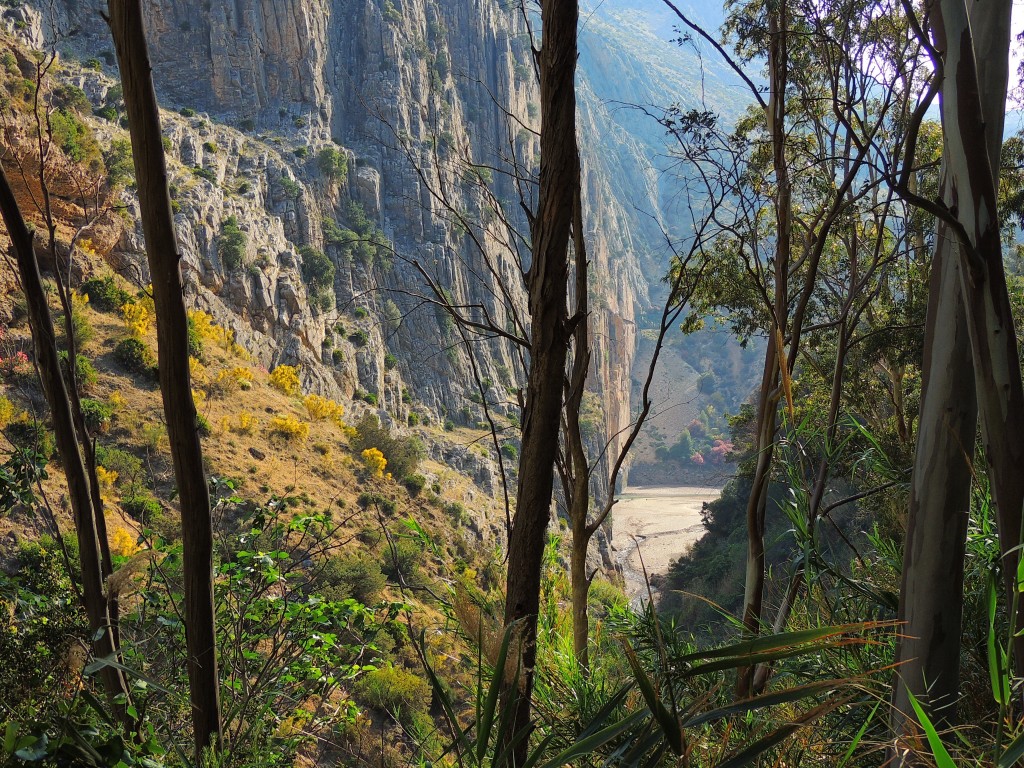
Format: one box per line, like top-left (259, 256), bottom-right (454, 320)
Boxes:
top-left (738, 0), bottom-right (790, 699)
top-left (106, 1), bottom-right (223, 758)
top-left (891, 0), bottom-right (1016, 756)
top-left (891, 217), bottom-right (977, 742)
top-left (931, 0), bottom-right (1024, 660)
top-left (502, 0), bottom-right (578, 761)
top-left (0, 165), bottom-right (135, 728)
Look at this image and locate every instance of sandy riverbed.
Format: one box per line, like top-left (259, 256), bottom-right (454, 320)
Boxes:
top-left (610, 485), bottom-right (721, 605)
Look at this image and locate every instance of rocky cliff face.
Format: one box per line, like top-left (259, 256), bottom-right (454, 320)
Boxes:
top-left (16, 0), bottom-right (660, 496)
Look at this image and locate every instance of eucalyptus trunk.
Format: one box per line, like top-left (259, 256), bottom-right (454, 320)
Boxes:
top-left (502, 0), bottom-right (578, 760)
top-left (891, 0), bottom-right (1016, 753)
top-left (106, 1), bottom-right (223, 757)
top-left (738, 0), bottom-right (790, 699)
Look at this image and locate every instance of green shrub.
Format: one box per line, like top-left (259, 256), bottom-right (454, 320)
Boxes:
top-left (114, 337), bottom-right (157, 379)
top-left (105, 138), bottom-right (134, 188)
top-left (299, 245), bottom-right (335, 293)
top-left (62, 304), bottom-right (94, 348)
top-left (403, 473), bottom-right (426, 496)
top-left (279, 176), bottom-right (301, 199)
top-left (357, 492), bottom-right (397, 515)
top-left (293, 145), bottom-right (308, 158)
top-left (355, 665), bottom-right (431, 715)
top-left (5, 419), bottom-right (55, 459)
top-left (349, 329), bottom-right (369, 347)
top-left (353, 306), bottom-right (369, 319)
top-left (80, 275), bottom-right (131, 311)
top-left (203, 141), bottom-right (219, 154)
top-left (332, 349), bottom-right (344, 365)
top-left (50, 84), bottom-right (90, 113)
top-left (186, 315), bottom-right (204, 360)
top-left (218, 215), bottom-right (247, 270)
top-left (196, 413), bottom-right (212, 437)
top-left (319, 551), bottom-right (386, 604)
top-left (179, 107), bottom-right (196, 117)
top-left (58, 351), bottom-right (97, 393)
top-left (80, 398), bottom-right (113, 433)
top-left (407, 412), bottom-right (419, 427)
top-left (317, 146), bottom-right (348, 182)
top-left (384, 352), bottom-right (397, 370)
top-left (351, 414), bottom-right (425, 480)
top-left (95, 445), bottom-right (144, 493)
top-left (191, 165), bottom-right (218, 184)
top-left (51, 108), bottom-right (103, 172)
top-left (361, 392), bottom-right (378, 406)
top-left (121, 493), bottom-right (162, 523)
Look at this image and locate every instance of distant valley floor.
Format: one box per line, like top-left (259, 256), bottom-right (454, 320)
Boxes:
top-left (611, 485), bottom-right (721, 606)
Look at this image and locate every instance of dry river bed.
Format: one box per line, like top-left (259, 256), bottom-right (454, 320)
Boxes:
top-left (610, 485), bottom-right (722, 606)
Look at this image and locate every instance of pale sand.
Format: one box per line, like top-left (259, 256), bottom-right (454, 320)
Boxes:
top-left (610, 485), bottom-right (721, 605)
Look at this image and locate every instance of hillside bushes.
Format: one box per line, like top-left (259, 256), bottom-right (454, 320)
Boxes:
top-left (351, 414), bottom-right (424, 480)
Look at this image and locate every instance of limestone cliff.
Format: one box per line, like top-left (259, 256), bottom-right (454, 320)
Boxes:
top-left (13, 0), bottom-right (664, 496)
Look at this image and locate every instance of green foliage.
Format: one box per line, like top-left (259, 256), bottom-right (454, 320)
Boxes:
top-left (49, 83), bottom-right (90, 113)
top-left (121, 492), bottom-right (162, 523)
top-left (113, 337), bottom-right (157, 379)
top-left (279, 176), bottom-right (301, 199)
top-left (80, 275), bottom-right (131, 312)
top-left (355, 664), bottom-right (431, 715)
top-left (320, 550), bottom-right (387, 604)
top-left (403, 473), bottom-right (426, 496)
top-left (104, 138), bottom-right (134, 189)
top-left (299, 245), bottom-right (335, 293)
top-left (351, 413), bottom-right (425, 480)
top-left (218, 215), bottom-right (247, 271)
top-left (58, 350), bottom-right (97, 394)
top-left (61, 302), bottom-right (94, 348)
top-left (191, 165), bottom-right (217, 184)
top-left (50, 108), bottom-right (103, 172)
top-left (348, 329), bottom-right (369, 347)
top-left (80, 397), bottom-right (112, 433)
top-left (317, 146), bottom-right (349, 182)
top-left (179, 107), bottom-right (196, 117)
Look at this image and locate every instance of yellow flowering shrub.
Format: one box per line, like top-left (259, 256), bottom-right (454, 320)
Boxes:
top-left (0, 396), bottom-right (14, 429)
top-left (304, 394), bottom-right (345, 425)
top-left (189, 357), bottom-right (209, 386)
top-left (270, 365), bottom-right (301, 396)
top-left (269, 414), bottom-right (310, 442)
top-left (224, 366), bottom-right (254, 390)
top-left (188, 310), bottom-right (233, 348)
top-left (95, 465), bottom-right (118, 501)
top-left (120, 300), bottom-right (152, 338)
top-left (108, 391), bottom-right (127, 410)
top-left (361, 447), bottom-right (386, 478)
top-left (109, 526), bottom-right (140, 558)
top-left (232, 412), bottom-right (259, 435)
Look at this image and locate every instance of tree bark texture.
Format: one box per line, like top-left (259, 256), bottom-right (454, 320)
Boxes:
top-left (931, 0), bottom-right (1024, 662)
top-left (502, 0), bottom-right (578, 760)
top-left (891, 0), bottom-right (1016, 756)
top-left (0, 164), bottom-right (134, 727)
top-left (106, 1), bottom-right (223, 757)
top-left (738, 0), bottom-right (790, 699)
top-left (566, 176), bottom-right (592, 672)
